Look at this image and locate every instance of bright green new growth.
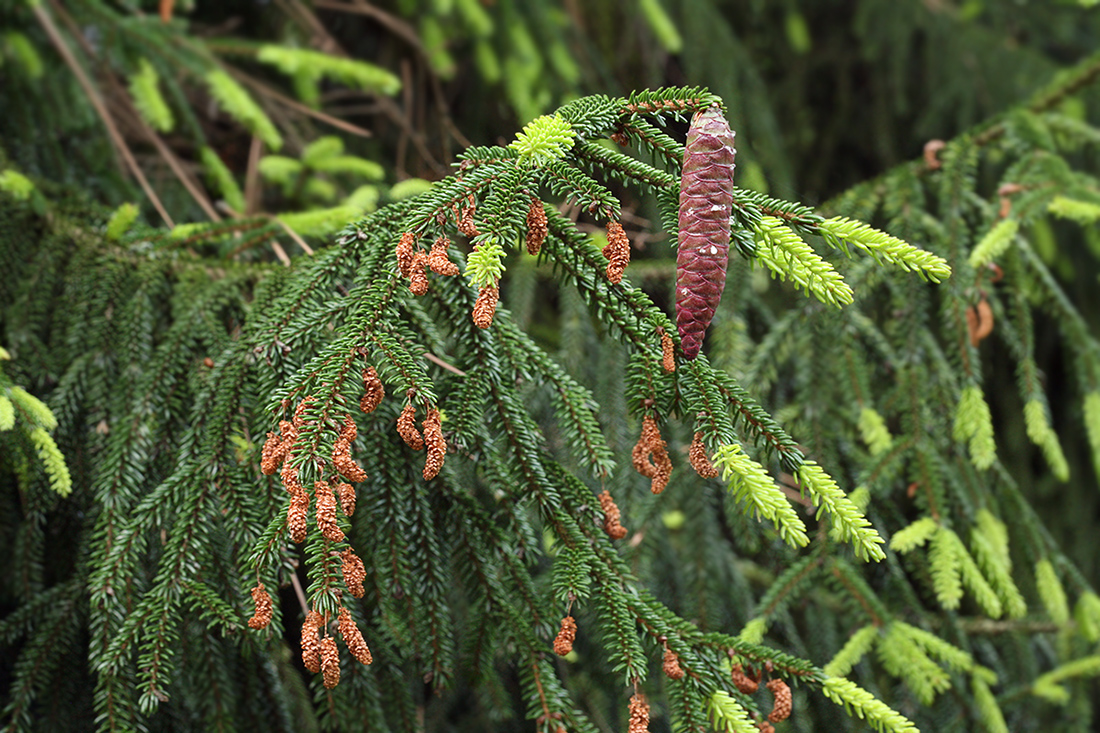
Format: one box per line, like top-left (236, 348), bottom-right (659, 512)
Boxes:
top-left (29, 426), bottom-right (71, 497)
top-left (0, 395), bottom-right (13, 431)
top-left (890, 516), bottom-right (939, 553)
top-left (9, 385), bottom-right (56, 430)
top-left (754, 216), bottom-right (854, 306)
top-left (797, 460), bottom-right (885, 561)
top-left (972, 676), bottom-right (1009, 733)
top-left (1032, 655), bottom-right (1100, 704)
top-left (257, 155), bottom-right (302, 185)
top-left (968, 218), bottom-right (1018, 269)
top-left (877, 622), bottom-right (952, 705)
top-left (953, 385), bottom-right (997, 469)
top-left (3, 31), bottom-right (43, 78)
top-left (204, 70), bottom-right (283, 151)
top-left (465, 236), bottom-right (507, 287)
top-left (199, 147), bottom-right (246, 214)
top-left (928, 525), bottom-right (963, 610)
top-left (1035, 558), bottom-right (1070, 625)
top-left (302, 136), bottom-right (385, 180)
top-left (278, 206), bottom-right (361, 236)
top-left (712, 443), bottom-right (809, 548)
top-left (707, 690), bottom-right (757, 733)
top-left (823, 624), bottom-right (879, 677)
top-left (820, 677), bottom-right (920, 733)
top-left (1047, 195), bottom-right (1100, 225)
top-left (1023, 399), bottom-right (1069, 481)
top-left (0, 169), bottom-right (34, 200)
top-left (1084, 391), bottom-right (1100, 479)
top-left (819, 216), bottom-right (952, 282)
top-left (971, 510), bottom-right (1028, 618)
top-left (508, 114), bottom-right (574, 164)
top-left (128, 58), bottom-right (174, 134)
top-left (858, 407), bottom-right (892, 456)
top-left (105, 203), bottom-right (139, 241)
top-left (257, 45), bottom-right (401, 107)
top-left (737, 616), bottom-right (768, 643)
top-left (1075, 592), bottom-right (1100, 642)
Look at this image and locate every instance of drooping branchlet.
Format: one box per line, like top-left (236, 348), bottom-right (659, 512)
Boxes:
top-left (428, 236), bottom-right (460, 276)
top-left (766, 678), bottom-right (792, 723)
top-left (662, 646), bottom-right (684, 680)
top-left (320, 635), bottom-right (341, 689)
top-left (287, 489), bottom-right (310, 543)
top-left (472, 285), bottom-right (499, 329)
top-left (395, 232), bottom-right (417, 278)
top-left (604, 221), bottom-right (631, 284)
top-left (301, 610), bottom-right (323, 673)
top-left (660, 330), bottom-right (675, 373)
top-left (397, 401), bottom-right (424, 450)
top-left (628, 693), bottom-right (650, 733)
top-left (731, 663), bottom-right (759, 694)
top-left (408, 251), bottom-right (430, 295)
top-left (360, 366), bottom-right (384, 413)
top-left (689, 432), bottom-right (719, 478)
top-left (632, 415), bottom-right (672, 494)
top-left (248, 583), bottom-right (273, 630)
top-left (553, 615), bottom-right (576, 656)
top-left (598, 490), bottom-right (627, 540)
top-left (340, 548), bottom-right (366, 598)
top-left (336, 481), bottom-right (356, 517)
top-left (526, 198), bottom-right (548, 255)
top-left (315, 481), bottom-right (345, 542)
top-left (422, 408), bottom-right (446, 480)
top-left (338, 606), bottom-right (373, 665)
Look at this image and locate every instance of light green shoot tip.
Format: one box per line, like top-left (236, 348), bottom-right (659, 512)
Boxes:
top-left (509, 115), bottom-right (574, 164)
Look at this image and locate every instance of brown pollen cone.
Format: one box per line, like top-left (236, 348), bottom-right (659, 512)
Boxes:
top-left (766, 678), bottom-right (792, 723)
top-left (320, 635), bottom-right (341, 689)
top-left (301, 610), bottom-right (323, 673)
top-left (261, 431), bottom-right (287, 475)
top-left (632, 416), bottom-right (672, 494)
top-left (662, 646), bottom-right (684, 680)
top-left (628, 693), bottom-right (650, 733)
top-left (315, 481), bottom-right (345, 542)
top-left (526, 198), bottom-right (548, 255)
top-left (340, 548), bottom-right (366, 598)
top-left (339, 415), bottom-right (358, 444)
top-left (472, 285), bottom-right (499, 329)
top-left (422, 408), bottom-right (446, 480)
top-left (360, 366), bottom-right (384, 413)
top-left (395, 232), bottom-right (417, 278)
top-left (397, 402), bottom-right (424, 450)
top-left (457, 194), bottom-right (479, 238)
top-left (280, 461), bottom-right (302, 495)
top-left (338, 607), bottom-right (373, 665)
top-left (553, 615), bottom-right (576, 656)
top-left (660, 331), bottom-right (676, 373)
top-left (336, 482), bottom-right (356, 517)
top-left (689, 432), bottom-right (719, 478)
top-left (598, 490), bottom-right (628, 540)
top-left (758, 724), bottom-right (775, 733)
top-left (293, 396), bottom-right (315, 429)
top-left (332, 439), bottom-right (367, 483)
top-left (248, 583), bottom-right (273, 630)
top-left (604, 221), bottom-right (631, 284)
top-left (287, 489), bottom-right (310, 543)
top-left (731, 663), bottom-right (759, 694)
top-left (428, 236), bottom-right (460, 276)
top-left (408, 252), bottom-right (430, 295)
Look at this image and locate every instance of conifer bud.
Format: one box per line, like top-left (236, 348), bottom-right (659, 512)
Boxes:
top-left (604, 221), bottom-right (631, 284)
top-left (395, 232), bottom-right (417, 278)
top-left (472, 285), bottom-right (499, 329)
top-left (320, 635), bottom-right (341, 689)
top-left (422, 408), bottom-right (446, 480)
top-left (689, 432), bottom-right (719, 478)
top-left (632, 416), bottom-right (672, 494)
top-left (338, 607), bottom-right (373, 665)
top-left (731, 663), bottom-right (759, 694)
top-left (315, 481), bottom-right (345, 543)
top-left (628, 693), bottom-right (650, 733)
top-left (553, 615), bottom-right (576, 656)
top-left (288, 489), bottom-right (310, 543)
top-left (409, 252), bottom-right (430, 295)
top-left (662, 646), bottom-right (684, 680)
top-left (360, 366), bottom-right (385, 413)
top-left (261, 431), bottom-right (287, 475)
top-left (301, 611), bottom-right (323, 673)
top-left (428, 236), bottom-right (460, 276)
top-left (766, 678), bottom-right (792, 723)
top-left (397, 402), bottom-right (424, 450)
top-left (526, 198), bottom-right (548, 255)
top-left (248, 583), bottom-right (273, 630)
top-left (336, 481), bottom-right (356, 517)
top-left (660, 331), bottom-right (675, 373)
top-left (340, 548), bottom-right (366, 598)
top-left (598, 490), bottom-right (628, 540)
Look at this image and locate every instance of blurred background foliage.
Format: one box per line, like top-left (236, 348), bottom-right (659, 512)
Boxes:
top-left (6, 0), bottom-right (1100, 730)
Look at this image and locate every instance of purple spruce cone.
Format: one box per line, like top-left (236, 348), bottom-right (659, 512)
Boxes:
top-left (676, 106), bottom-right (736, 360)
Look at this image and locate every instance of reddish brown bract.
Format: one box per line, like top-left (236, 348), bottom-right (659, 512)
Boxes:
top-left (676, 106), bottom-right (736, 360)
